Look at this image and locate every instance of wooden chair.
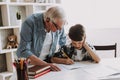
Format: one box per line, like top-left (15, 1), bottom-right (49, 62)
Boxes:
top-left (94, 43), bottom-right (117, 58)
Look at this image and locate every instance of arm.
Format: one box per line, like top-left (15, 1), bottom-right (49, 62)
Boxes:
top-left (83, 43), bottom-right (100, 63)
top-left (51, 57), bottom-right (74, 65)
top-left (28, 55), bottom-right (47, 65)
top-left (17, 17), bottom-right (34, 58)
top-left (17, 18), bottom-right (46, 65)
top-left (28, 55), bottom-right (60, 71)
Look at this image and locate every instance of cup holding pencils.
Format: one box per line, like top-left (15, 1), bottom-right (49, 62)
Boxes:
top-left (14, 58), bottom-right (29, 80)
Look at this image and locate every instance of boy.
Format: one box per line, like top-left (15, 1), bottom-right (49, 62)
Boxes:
top-left (50, 24), bottom-right (100, 64)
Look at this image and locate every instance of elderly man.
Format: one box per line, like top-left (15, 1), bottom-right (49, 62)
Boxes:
top-left (17, 6), bottom-right (66, 71)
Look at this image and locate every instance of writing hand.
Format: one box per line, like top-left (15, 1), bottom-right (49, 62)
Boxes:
top-left (65, 58), bottom-right (74, 65)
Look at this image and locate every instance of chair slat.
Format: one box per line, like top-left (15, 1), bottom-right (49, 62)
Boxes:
top-left (94, 43), bottom-right (117, 58)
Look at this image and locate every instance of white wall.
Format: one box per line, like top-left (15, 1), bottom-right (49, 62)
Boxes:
top-left (61, 0), bottom-right (120, 30)
top-left (86, 28), bottom-right (120, 58)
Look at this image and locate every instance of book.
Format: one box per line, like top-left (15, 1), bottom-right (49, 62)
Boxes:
top-left (28, 69), bottom-right (51, 79)
top-left (28, 65), bottom-right (51, 75)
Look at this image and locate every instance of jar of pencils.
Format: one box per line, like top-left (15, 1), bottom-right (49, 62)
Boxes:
top-left (14, 58), bottom-right (29, 80)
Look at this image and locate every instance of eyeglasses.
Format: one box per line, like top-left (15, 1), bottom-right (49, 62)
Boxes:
top-left (52, 21), bottom-right (59, 30)
top-left (52, 20), bottom-right (67, 30)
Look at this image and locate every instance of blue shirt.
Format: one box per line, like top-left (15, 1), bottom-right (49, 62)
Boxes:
top-left (16, 13), bottom-right (66, 58)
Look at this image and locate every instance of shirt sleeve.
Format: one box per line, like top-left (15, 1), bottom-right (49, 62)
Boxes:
top-left (82, 44), bottom-right (96, 61)
top-left (16, 17), bottom-right (34, 58)
top-left (59, 27), bottom-right (66, 46)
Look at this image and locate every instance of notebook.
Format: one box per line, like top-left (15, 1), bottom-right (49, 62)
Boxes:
top-left (28, 65), bottom-right (50, 75)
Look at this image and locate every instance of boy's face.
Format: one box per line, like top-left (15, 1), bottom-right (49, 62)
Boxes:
top-left (71, 37), bottom-right (85, 50)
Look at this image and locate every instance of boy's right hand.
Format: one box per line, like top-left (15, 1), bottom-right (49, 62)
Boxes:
top-left (65, 58), bottom-right (74, 65)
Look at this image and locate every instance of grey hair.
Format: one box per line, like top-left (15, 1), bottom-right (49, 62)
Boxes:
top-left (44, 6), bottom-right (66, 22)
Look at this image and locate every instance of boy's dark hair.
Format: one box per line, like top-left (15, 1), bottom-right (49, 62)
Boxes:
top-left (68, 24), bottom-right (85, 41)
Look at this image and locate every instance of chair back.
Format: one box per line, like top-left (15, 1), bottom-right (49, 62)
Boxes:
top-left (94, 43), bottom-right (117, 58)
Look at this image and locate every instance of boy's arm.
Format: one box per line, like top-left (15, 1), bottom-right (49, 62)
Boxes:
top-left (51, 57), bottom-right (74, 65)
top-left (83, 43), bottom-right (100, 63)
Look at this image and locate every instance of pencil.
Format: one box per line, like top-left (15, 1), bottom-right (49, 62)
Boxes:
top-left (61, 50), bottom-right (70, 59)
top-left (20, 58), bottom-right (23, 70)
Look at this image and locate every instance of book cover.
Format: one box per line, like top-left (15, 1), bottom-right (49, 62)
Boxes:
top-left (28, 65), bottom-right (50, 75)
top-left (28, 69), bottom-right (51, 79)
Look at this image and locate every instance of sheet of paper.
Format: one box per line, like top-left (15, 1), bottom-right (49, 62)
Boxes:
top-left (105, 64), bottom-right (120, 72)
top-left (83, 65), bottom-right (118, 78)
top-left (100, 58), bottom-right (120, 71)
top-left (59, 62), bottom-right (88, 70)
top-left (99, 73), bottom-right (120, 80)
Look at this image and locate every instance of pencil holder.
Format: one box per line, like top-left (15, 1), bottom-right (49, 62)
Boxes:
top-left (14, 58), bottom-right (29, 80)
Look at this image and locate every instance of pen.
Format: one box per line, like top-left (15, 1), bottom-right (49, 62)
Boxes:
top-left (61, 50), bottom-right (70, 59)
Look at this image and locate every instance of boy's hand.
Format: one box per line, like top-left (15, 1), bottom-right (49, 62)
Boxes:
top-left (65, 58), bottom-right (74, 65)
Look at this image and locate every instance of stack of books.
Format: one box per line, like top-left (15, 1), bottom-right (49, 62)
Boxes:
top-left (28, 65), bottom-right (51, 79)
